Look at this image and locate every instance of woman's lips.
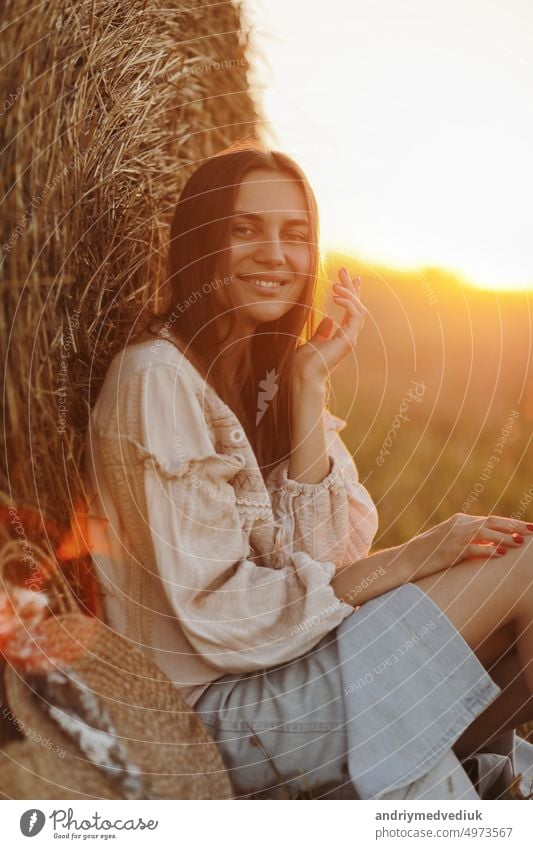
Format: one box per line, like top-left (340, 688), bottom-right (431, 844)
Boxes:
top-left (236, 275), bottom-right (291, 293)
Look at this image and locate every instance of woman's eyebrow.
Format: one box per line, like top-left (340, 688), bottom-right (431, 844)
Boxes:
top-left (232, 211), bottom-right (310, 226)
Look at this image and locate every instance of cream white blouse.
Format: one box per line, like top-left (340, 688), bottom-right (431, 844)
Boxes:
top-left (84, 336), bottom-right (379, 706)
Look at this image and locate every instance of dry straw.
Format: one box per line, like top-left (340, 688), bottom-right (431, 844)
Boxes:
top-left (1, 0), bottom-right (263, 537)
top-left (0, 0), bottom-right (262, 794)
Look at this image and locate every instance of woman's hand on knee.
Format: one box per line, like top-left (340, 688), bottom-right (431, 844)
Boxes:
top-left (404, 513), bottom-right (533, 579)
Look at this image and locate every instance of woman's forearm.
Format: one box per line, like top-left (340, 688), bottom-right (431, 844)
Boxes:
top-left (287, 375), bottom-right (415, 602)
top-left (331, 542), bottom-right (414, 606)
top-left (288, 376), bottom-right (330, 484)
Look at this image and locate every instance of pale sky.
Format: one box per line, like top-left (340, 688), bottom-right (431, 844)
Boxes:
top-left (243, 0), bottom-right (533, 290)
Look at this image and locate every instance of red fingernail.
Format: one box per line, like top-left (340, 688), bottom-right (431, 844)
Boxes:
top-left (513, 533), bottom-right (524, 544)
top-left (496, 546), bottom-right (507, 555)
top-left (527, 523), bottom-right (533, 531)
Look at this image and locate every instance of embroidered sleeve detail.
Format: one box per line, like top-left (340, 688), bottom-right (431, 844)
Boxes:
top-left (119, 434), bottom-right (245, 484)
top-left (267, 453), bottom-right (339, 495)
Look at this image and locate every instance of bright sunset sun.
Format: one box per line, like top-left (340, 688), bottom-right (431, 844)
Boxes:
top-left (247, 0), bottom-right (533, 292)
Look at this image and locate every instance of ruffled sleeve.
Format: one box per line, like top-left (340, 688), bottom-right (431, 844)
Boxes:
top-left (95, 365), bottom-right (354, 675)
top-left (265, 409), bottom-right (379, 573)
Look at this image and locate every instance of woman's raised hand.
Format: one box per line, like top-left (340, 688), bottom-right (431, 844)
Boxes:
top-left (403, 513), bottom-right (533, 580)
top-left (292, 267), bottom-right (367, 384)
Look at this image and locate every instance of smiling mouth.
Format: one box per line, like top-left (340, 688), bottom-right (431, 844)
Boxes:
top-left (237, 275), bottom-right (291, 289)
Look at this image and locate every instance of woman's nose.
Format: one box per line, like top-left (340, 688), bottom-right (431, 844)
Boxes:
top-left (253, 237), bottom-right (285, 264)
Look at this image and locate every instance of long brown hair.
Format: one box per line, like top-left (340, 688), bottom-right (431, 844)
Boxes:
top-left (145, 138), bottom-right (326, 481)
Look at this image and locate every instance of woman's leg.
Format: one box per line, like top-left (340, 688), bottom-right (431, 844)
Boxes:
top-left (453, 648), bottom-right (533, 758)
top-left (412, 537), bottom-right (533, 755)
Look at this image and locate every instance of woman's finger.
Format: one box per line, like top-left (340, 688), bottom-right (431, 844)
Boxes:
top-left (332, 295), bottom-right (367, 327)
top-left (471, 528), bottom-right (525, 548)
top-left (332, 292), bottom-right (366, 311)
top-left (338, 271), bottom-right (362, 300)
top-left (331, 307), bottom-right (365, 347)
top-left (333, 280), bottom-right (365, 305)
top-left (330, 320), bottom-right (365, 360)
top-left (351, 273), bottom-right (362, 294)
top-left (481, 515), bottom-right (533, 535)
top-left (456, 543), bottom-right (508, 564)
top-left (339, 268), bottom-right (363, 301)
top-left (333, 289), bottom-right (365, 310)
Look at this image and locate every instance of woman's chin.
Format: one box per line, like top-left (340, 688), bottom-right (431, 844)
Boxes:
top-left (235, 297), bottom-right (284, 315)
top-left (248, 305), bottom-right (291, 326)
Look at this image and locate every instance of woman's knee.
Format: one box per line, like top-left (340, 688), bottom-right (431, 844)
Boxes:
top-left (500, 536), bottom-right (533, 592)
top-left (495, 534), bottom-right (533, 609)
top-left (412, 540), bottom-right (533, 652)
top-left (426, 535), bottom-right (531, 606)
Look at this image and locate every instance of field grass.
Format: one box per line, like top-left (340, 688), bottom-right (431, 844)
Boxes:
top-left (325, 253), bottom-right (533, 747)
top-left (325, 253), bottom-right (532, 548)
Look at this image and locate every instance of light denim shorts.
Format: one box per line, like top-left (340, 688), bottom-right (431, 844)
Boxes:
top-left (194, 583), bottom-right (502, 799)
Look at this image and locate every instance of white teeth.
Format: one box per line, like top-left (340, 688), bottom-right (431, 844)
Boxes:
top-left (246, 278), bottom-right (283, 288)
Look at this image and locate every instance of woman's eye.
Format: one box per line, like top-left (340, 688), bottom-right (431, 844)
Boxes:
top-left (233, 226), bottom-right (307, 242)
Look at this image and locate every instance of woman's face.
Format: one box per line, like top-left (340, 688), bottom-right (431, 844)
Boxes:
top-left (221, 168), bottom-right (311, 336)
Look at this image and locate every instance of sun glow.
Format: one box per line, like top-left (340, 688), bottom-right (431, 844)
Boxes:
top-left (246, 0), bottom-right (533, 292)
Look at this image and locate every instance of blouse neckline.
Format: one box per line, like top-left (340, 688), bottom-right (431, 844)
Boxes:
top-left (131, 325), bottom-right (348, 437)
top-left (136, 326), bottom-right (245, 425)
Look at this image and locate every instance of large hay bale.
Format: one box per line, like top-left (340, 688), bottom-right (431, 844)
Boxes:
top-left (1, 0), bottom-right (262, 536)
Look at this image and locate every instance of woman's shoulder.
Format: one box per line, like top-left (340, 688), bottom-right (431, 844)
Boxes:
top-left (106, 329), bottom-right (203, 388)
top-left (90, 332), bottom-right (206, 431)
top-left (129, 323), bottom-right (210, 378)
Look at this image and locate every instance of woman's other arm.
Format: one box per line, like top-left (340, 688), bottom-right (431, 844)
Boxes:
top-left (332, 513), bottom-right (533, 607)
top-left (287, 265), bottom-right (366, 486)
top-left (330, 541), bottom-right (413, 606)
top-left (267, 375), bottom-right (378, 570)
top-left (287, 376), bottom-right (329, 484)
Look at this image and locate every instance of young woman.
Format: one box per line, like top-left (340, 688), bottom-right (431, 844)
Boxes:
top-left (85, 138), bottom-right (533, 800)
